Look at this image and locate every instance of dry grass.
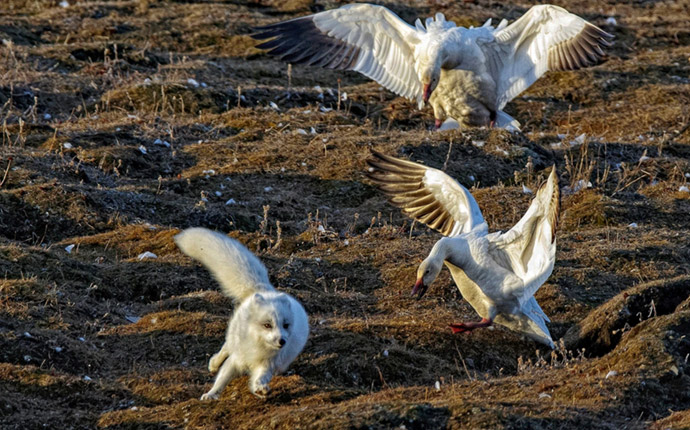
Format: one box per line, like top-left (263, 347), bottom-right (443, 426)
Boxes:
top-left (1, 0), bottom-right (690, 428)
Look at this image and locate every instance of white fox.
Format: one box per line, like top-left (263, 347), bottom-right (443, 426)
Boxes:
top-left (174, 227), bottom-right (309, 400)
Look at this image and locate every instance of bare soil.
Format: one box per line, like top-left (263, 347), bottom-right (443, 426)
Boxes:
top-left (1, 0), bottom-right (690, 429)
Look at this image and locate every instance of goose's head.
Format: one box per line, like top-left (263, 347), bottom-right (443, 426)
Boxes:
top-left (412, 255), bottom-right (443, 299)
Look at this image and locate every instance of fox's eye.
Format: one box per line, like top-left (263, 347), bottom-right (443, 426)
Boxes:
top-left (263, 323), bottom-right (272, 329)
top-left (283, 323), bottom-right (290, 329)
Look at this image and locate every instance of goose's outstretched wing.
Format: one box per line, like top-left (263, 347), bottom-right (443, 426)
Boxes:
top-left (488, 167), bottom-right (560, 306)
top-left (366, 151), bottom-right (486, 236)
top-left (252, 4), bottom-right (424, 105)
top-left (482, 5), bottom-right (613, 109)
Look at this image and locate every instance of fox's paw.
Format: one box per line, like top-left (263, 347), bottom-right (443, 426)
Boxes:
top-left (250, 381), bottom-right (270, 398)
top-left (208, 351), bottom-right (228, 373)
top-left (200, 391), bottom-right (219, 401)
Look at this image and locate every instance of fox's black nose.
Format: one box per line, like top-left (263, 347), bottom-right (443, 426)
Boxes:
top-left (279, 338), bottom-right (286, 347)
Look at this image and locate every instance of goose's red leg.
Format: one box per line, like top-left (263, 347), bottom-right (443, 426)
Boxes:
top-left (489, 110), bottom-right (497, 128)
top-left (449, 318), bottom-right (492, 334)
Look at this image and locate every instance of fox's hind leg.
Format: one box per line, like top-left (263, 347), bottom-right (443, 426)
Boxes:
top-left (208, 347), bottom-right (229, 373)
top-left (200, 357), bottom-right (238, 401)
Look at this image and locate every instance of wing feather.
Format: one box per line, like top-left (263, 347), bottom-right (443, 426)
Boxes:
top-left (366, 151), bottom-right (486, 236)
top-left (484, 5), bottom-right (613, 109)
top-left (488, 167), bottom-right (560, 307)
top-left (253, 4), bottom-right (423, 104)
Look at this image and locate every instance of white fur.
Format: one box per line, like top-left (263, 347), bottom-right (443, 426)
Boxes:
top-left (175, 228), bottom-right (309, 400)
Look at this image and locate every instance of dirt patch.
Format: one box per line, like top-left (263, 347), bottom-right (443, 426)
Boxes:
top-left (564, 276), bottom-right (690, 356)
top-left (1, 0), bottom-right (690, 428)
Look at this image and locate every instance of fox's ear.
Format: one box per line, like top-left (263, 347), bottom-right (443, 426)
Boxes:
top-left (275, 294), bottom-right (291, 308)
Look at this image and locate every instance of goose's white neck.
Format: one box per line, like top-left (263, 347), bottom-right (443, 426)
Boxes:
top-left (430, 237), bottom-right (471, 268)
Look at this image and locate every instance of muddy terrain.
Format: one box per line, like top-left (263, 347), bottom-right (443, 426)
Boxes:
top-left (1, 0), bottom-right (689, 429)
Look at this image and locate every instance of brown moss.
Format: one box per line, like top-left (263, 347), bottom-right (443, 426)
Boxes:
top-left (64, 225), bottom-right (180, 259)
top-left (651, 409), bottom-right (690, 430)
top-left (3, 0), bottom-right (690, 428)
top-left (103, 83), bottom-right (230, 115)
top-left (561, 189), bottom-right (609, 231)
top-left (103, 310), bottom-right (225, 337)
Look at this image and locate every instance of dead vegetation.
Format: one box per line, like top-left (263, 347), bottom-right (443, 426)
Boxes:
top-left (1, 0), bottom-right (690, 429)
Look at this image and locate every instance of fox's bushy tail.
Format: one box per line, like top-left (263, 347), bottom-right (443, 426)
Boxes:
top-left (175, 228), bottom-right (274, 301)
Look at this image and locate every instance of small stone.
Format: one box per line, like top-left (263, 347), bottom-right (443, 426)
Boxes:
top-left (137, 251), bottom-right (157, 260)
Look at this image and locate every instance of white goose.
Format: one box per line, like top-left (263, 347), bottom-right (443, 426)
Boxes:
top-left (367, 152), bottom-right (560, 347)
top-left (252, 4), bottom-right (613, 130)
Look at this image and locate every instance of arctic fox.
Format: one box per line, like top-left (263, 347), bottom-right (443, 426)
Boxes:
top-left (174, 227), bottom-right (309, 400)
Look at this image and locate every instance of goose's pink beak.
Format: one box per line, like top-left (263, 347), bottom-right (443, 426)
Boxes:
top-left (423, 84), bottom-right (432, 103)
top-left (411, 278), bottom-right (427, 299)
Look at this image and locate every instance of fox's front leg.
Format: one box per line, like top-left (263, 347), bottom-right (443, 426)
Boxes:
top-left (200, 357), bottom-right (238, 401)
top-left (249, 366), bottom-right (274, 398)
top-left (208, 347), bottom-right (229, 373)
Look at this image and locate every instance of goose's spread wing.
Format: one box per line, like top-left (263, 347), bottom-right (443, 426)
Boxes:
top-left (253, 4), bottom-right (424, 105)
top-left (366, 151), bottom-right (486, 236)
top-left (488, 167), bottom-right (560, 306)
top-left (481, 5), bottom-right (613, 109)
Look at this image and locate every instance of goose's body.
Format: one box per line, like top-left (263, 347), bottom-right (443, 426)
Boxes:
top-left (253, 4), bottom-right (612, 130)
top-left (367, 152), bottom-right (560, 347)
